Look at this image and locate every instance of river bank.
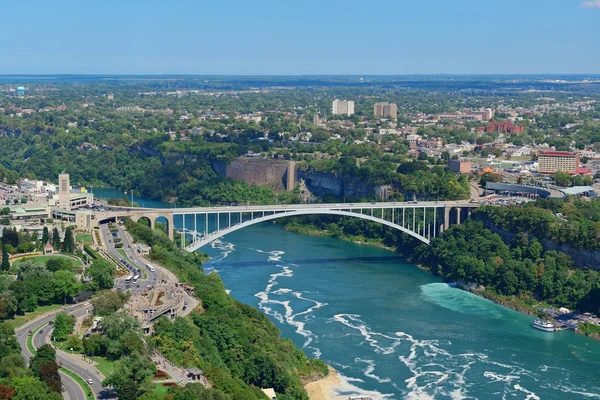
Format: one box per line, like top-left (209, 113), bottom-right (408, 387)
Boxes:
top-left (304, 367), bottom-right (341, 400)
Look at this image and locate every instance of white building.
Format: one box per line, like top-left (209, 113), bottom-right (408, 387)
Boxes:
top-left (332, 100), bottom-right (355, 116)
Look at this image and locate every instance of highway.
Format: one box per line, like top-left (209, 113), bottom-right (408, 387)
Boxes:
top-left (99, 222), bottom-right (160, 291)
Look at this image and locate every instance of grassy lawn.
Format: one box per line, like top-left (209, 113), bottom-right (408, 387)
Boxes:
top-left (60, 367), bottom-right (95, 400)
top-left (55, 340), bottom-right (83, 354)
top-left (76, 234), bottom-right (94, 243)
top-left (154, 383), bottom-right (175, 399)
top-left (6, 304), bottom-right (64, 329)
top-left (11, 255), bottom-right (83, 272)
top-left (89, 356), bottom-right (118, 377)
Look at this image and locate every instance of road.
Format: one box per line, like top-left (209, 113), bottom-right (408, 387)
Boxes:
top-left (99, 222), bottom-right (198, 313)
top-left (15, 303), bottom-right (116, 399)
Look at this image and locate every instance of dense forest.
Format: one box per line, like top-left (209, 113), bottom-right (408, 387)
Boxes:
top-left (473, 197), bottom-right (600, 250)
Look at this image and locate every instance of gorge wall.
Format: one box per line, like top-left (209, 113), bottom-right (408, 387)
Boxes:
top-left (211, 158), bottom-right (296, 193)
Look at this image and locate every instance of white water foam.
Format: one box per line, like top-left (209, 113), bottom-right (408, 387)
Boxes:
top-left (252, 248), bottom-right (326, 358)
top-left (207, 239), bottom-right (236, 268)
top-left (333, 371), bottom-right (395, 400)
top-left (330, 313), bottom-right (551, 400)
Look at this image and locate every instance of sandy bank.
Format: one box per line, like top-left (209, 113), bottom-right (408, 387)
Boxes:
top-left (305, 367), bottom-right (342, 400)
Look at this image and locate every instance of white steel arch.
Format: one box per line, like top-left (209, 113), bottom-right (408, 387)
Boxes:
top-left (184, 209), bottom-right (430, 252)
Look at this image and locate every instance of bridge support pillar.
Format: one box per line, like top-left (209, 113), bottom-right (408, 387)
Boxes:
top-left (166, 214), bottom-right (174, 241)
top-left (444, 206), bottom-right (450, 231)
top-left (456, 207), bottom-right (462, 225)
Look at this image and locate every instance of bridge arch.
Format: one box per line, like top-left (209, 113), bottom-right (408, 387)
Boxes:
top-left (184, 208), bottom-right (433, 252)
top-left (136, 216), bottom-right (153, 228)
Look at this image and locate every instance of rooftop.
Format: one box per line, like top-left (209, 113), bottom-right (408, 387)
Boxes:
top-left (560, 186), bottom-right (596, 196)
top-left (540, 151), bottom-right (577, 157)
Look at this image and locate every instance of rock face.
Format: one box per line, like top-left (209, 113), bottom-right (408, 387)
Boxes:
top-left (211, 157), bottom-right (388, 199)
top-left (211, 158), bottom-right (296, 193)
top-left (297, 168), bottom-right (388, 199)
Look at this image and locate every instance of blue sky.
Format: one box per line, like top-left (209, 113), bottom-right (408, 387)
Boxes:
top-left (1, 0), bottom-right (598, 75)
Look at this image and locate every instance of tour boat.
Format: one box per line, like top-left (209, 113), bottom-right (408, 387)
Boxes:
top-left (531, 319), bottom-right (555, 332)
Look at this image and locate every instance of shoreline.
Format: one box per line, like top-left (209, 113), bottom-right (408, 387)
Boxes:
top-left (304, 367), bottom-right (341, 400)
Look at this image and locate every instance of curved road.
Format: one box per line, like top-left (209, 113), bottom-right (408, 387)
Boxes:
top-left (15, 220), bottom-right (192, 400)
top-left (15, 303), bottom-right (116, 399)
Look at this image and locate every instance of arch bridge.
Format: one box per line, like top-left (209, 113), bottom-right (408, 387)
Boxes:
top-left (93, 201), bottom-right (479, 252)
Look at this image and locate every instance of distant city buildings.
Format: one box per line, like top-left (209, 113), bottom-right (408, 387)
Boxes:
top-left (374, 102), bottom-right (398, 119)
top-left (538, 151), bottom-right (579, 174)
top-left (332, 99), bottom-right (354, 116)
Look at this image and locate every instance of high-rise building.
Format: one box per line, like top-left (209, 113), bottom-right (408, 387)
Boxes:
top-left (58, 173), bottom-right (71, 211)
top-left (538, 152), bottom-right (579, 174)
top-left (374, 102), bottom-right (398, 119)
top-left (332, 100), bottom-right (355, 116)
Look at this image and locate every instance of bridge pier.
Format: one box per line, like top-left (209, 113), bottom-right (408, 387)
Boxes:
top-left (444, 206), bottom-right (450, 231)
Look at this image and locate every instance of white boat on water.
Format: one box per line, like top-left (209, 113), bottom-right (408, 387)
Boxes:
top-left (532, 319), bottom-right (555, 332)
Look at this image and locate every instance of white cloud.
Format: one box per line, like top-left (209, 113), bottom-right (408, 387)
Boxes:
top-left (580, 0), bottom-right (600, 8)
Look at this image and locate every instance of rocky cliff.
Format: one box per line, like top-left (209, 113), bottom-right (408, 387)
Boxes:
top-left (210, 158), bottom-right (296, 193)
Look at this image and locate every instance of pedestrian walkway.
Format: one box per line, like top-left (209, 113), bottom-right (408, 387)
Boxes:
top-left (151, 350), bottom-right (209, 387)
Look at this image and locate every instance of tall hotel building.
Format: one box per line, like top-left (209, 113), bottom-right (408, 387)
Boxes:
top-left (538, 151), bottom-right (579, 174)
top-left (332, 100), bottom-right (355, 116)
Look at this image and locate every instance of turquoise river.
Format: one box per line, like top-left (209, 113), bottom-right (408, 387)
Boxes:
top-left (92, 188), bottom-right (600, 399)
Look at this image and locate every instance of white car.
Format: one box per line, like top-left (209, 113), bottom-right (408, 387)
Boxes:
top-left (84, 302), bottom-right (91, 306)
top-left (87, 378), bottom-right (94, 384)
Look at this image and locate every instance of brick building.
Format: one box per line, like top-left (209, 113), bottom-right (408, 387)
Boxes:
top-left (448, 159), bottom-right (472, 174)
top-left (484, 121), bottom-right (524, 134)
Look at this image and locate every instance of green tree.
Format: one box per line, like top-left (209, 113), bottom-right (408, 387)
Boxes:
top-left (555, 171), bottom-right (571, 187)
top-left (51, 313), bottom-right (74, 341)
top-left (46, 257), bottom-right (72, 273)
top-left (1, 229), bottom-right (19, 249)
top-left (18, 261), bottom-right (53, 304)
top-left (10, 376), bottom-right (62, 400)
top-left (85, 259), bottom-right (116, 290)
top-left (91, 290), bottom-right (127, 315)
top-left (102, 352), bottom-right (156, 400)
top-left (82, 333), bottom-right (108, 357)
top-left (1, 246), bottom-right (9, 272)
top-left (62, 228), bottom-right (74, 253)
top-left (66, 335), bottom-right (82, 352)
top-left (51, 228), bottom-right (60, 251)
top-left (29, 344), bottom-right (56, 377)
top-left (52, 270), bottom-right (79, 303)
top-left (41, 227), bottom-right (49, 246)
